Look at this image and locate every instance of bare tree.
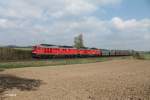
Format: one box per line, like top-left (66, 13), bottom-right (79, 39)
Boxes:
top-left (74, 34), bottom-right (84, 49)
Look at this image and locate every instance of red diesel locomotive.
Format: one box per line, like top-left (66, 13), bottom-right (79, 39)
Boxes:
top-left (32, 44), bottom-right (101, 58)
top-left (32, 44), bottom-right (132, 58)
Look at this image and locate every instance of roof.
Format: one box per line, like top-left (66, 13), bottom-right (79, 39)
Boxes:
top-left (40, 44), bottom-right (74, 48)
top-left (38, 44), bottom-right (99, 50)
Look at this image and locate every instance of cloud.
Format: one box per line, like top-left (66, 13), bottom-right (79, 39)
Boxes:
top-left (0, 15), bottom-right (150, 50)
top-left (0, 0), bottom-right (150, 50)
top-left (39, 16), bottom-right (150, 50)
top-left (0, 18), bottom-right (19, 29)
top-left (0, 0), bottom-right (42, 19)
top-left (64, 0), bottom-right (97, 15)
top-left (0, 0), bottom-right (122, 19)
top-left (111, 17), bottom-right (150, 31)
top-left (0, 19), bottom-right (7, 28)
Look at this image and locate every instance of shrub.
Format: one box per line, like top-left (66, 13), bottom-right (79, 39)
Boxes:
top-left (133, 52), bottom-right (145, 60)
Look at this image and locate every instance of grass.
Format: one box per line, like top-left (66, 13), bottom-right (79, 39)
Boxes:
top-left (0, 56), bottom-right (131, 69)
top-left (13, 47), bottom-right (32, 51)
top-left (140, 53), bottom-right (150, 60)
top-left (133, 52), bottom-right (150, 60)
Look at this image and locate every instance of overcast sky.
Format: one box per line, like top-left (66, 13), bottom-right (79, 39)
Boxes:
top-left (0, 0), bottom-right (150, 50)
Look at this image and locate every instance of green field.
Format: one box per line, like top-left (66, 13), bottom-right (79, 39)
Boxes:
top-left (13, 47), bottom-right (33, 51)
top-left (0, 56), bottom-right (132, 69)
top-left (140, 53), bottom-right (150, 60)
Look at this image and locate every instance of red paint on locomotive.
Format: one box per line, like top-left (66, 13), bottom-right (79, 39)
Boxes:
top-left (32, 44), bottom-right (102, 57)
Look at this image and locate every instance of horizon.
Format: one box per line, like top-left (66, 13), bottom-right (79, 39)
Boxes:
top-left (0, 0), bottom-right (150, 51)
top-left (0, 44), bottom-right (149, 52)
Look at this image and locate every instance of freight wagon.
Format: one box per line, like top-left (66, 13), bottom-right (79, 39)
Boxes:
top-left (101, 49), bottom-right (110, 56)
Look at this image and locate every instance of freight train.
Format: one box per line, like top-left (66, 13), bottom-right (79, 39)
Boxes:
top-left (32, 44), bottom-right (132, 58)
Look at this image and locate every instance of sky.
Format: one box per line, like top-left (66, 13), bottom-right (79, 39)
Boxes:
top-left (0, 0), bottom-right (150, 50)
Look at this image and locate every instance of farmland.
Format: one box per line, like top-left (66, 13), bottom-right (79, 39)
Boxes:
top-left (0, 59), bottom-right (150, 100)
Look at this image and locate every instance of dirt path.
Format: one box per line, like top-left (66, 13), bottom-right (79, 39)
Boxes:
top-left (1, 59), bottom-right (150, 100)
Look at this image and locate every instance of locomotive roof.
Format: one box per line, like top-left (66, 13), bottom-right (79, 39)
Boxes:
top-left (40, 44), bottom-right (74, 48)
top-left (39, 44), bottom-right (99, 50)
top-left (40, 44), bottom-right (57, 47)
top-left (59, 46), bottom-right (74, 48)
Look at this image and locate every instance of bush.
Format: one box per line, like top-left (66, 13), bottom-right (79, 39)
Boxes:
top-left (133, 52), bottom-right (145, 60)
